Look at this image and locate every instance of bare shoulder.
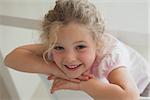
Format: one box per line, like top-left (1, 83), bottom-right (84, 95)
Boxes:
top-left (16, 44), bottom-right (48, 56)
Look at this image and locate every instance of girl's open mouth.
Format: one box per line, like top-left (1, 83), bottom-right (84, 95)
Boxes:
top-left (64, 64), bottom-right (82, 71)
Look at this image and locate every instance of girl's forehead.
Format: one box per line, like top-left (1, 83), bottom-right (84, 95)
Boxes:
top-left (55, 23), bottom-right (96, 46)
top-left (58, 22), bottom-right (90, 36)
top-left (57, 24), bottom-right (90, 38)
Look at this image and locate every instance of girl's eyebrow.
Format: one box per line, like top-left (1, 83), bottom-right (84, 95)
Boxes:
top-left (73, 41), bottom-right (87, 44)
top-left (55, 41), bottom-right (87, 45)
top-left (54, 43), bottom-right (63, 45)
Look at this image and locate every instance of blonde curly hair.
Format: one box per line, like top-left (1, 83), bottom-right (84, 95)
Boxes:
top-left (41, 0), bottom-right (105, 62)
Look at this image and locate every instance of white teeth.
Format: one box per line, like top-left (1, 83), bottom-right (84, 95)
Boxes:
top-left (64, 64), bottom-right (81, 69)
top-left (69, 65), bottom-right (77, 68)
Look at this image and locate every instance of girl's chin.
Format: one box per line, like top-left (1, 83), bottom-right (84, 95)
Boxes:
top-left (62, 66), bottom-right (85, 78)
top-left (66, 73), bottom-right (81, 79)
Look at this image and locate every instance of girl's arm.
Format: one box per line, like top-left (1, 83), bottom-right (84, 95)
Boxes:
top-left (51, 67), bottom-right (139, 100)
top-left (80, 67), bottom-right (139, 100)
top-left (4, 44), bottom-right (68, 78)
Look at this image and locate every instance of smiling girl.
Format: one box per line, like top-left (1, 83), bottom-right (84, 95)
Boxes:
top-left (4, 0), bottom-right (150, 99)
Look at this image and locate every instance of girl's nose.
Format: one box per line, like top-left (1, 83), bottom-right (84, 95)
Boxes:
top-left (64, 50), bottom-right (77, 63)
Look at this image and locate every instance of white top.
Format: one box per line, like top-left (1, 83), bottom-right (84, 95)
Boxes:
top-left (97, 33), bottom-right (150, 94)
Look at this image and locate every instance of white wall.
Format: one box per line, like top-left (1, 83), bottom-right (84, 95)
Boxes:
top-left (148, 1), bottom-right (150, 63)
top-left (0, 0), bottom-right (55, 20)
top-left (94, 2), bottom-right (148, 34)
top-left (0, 0), bottom-right (148, 34)
top-left (0, 29), bottom-right (2, 48)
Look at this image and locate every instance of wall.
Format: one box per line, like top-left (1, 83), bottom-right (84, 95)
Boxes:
top-left (93, 1), bottom-right (148, 34)
top-left (0, 0), bottom-right (148, 34)
top-left (0, 28), bottom-right (2, 48)
top-left (148, 1), bottom-right (150, 63)
top-left (0, 74), bottom-right (11, 100)
top-left (0, 50), bottom-right (20, 100)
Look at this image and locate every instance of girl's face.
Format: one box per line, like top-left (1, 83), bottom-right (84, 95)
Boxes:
top-left (51, 22), bottom-right (97, 78)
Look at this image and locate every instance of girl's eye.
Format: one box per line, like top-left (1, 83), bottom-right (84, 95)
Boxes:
top-left (53, 46), bottom-right (64, 51)
top-left (76, 45), bottom-right (87, 50)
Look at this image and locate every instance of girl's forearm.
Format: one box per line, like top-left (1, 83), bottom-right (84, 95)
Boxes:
top-left (80, 79), bottom-right (138, 100)
top-left (4, 48), bottom-right (52, 75)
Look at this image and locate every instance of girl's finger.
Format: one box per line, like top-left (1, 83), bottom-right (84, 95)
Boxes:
top-left (78, 74), bottom-right (96, 81)
top-left (47, 75), bottom-right (55, 80)
top-left (51, 82), bottom-right (63, 93)
top-left (48, 74), bottom-right (80, 83)
top-left (51, 78), bottom-right (67, 93)
top-left (68, 78), bottom-right (80, 83)
top-left (77, 75), bottom-right (89, 81)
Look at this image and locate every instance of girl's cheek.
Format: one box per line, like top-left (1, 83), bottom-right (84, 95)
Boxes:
top-left (51, 52), bottom-right (62, 61)
top-left (51, 50), bottom-right (62, 57)
top-left (79, 53), bottom-right (89, 60)
top-left (51, 52), bottom-right (63, 68)
top-left (79, 51), bottom-right (95, 61)
top-left (79, 50), bottom-right (96, 66)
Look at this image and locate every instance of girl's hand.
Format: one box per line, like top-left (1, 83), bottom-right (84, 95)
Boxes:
top-left (50, 77), bottom-right (80, 93)
top-left (50, 74), bottom-right (95, 93)
top-left (76, 69), bottom-right (95, 81)
top-left (47, 69), bottom-right (94, 83)
top-left (47, 74), bottom-right (80, 83)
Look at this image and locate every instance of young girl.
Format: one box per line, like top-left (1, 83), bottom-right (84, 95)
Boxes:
top-left (4, 0), bottom-right (149, 99)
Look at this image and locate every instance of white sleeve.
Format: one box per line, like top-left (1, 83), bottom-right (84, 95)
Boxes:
top-left (99, 43), bottom-right (130, 78)
top-left (126, 46), bottom-right (150, 93)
